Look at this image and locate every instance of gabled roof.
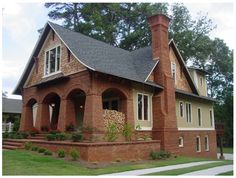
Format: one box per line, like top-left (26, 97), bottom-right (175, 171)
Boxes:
top-left (169, 39), bottom-right (199, 95)
top-left (13, 22), bottom-right (160, 94)
top-left (2, 98), bottom-right (22, 114)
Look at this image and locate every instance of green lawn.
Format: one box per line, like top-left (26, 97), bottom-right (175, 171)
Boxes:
top-left (3, 150), bottom-right (214, 175)
top-left (217, 147), bottom-right (234, 154)
top-left (146, 160), bottom-right (233, 175)
top-left (217, 171), bottom-right (233, 176)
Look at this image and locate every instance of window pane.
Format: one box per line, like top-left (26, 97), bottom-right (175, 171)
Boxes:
top-left (180, 102), bottom-right (183, 117)
top-left (198, 108), bottom-right (201, 126)
top-left (144, 95), bottom-right (148, 120)
top-left (189, 104), bottom-right (191, 122)
top-left (56, 46), bottom-right (60, 71)
top-left (205, 137), bottom-right (208, 150)
top-left (103, 101), bottom-right (109, 110)
top-left (138, 94), bottom-right (142, 120)
top-left (186, 103), bottom-right (189, 122)
top-left (45, 51), bottom-right (49, 75)
top-left (196, 137), bottom-right (200, 151)
top-left (210, 110), bottom-right (213, 126)
top-left (50, 48), bottom-right (56, 73)
top-left (111, 100), bottom-right (118, 111)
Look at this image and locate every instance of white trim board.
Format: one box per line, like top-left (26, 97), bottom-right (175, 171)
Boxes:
top-left (178, 127), bottom-right (215, 131)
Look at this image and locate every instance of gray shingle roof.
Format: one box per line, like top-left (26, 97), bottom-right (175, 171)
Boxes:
top-left (2, 98), bottom-right (22, 114)
top-left (48, 22), bottom-right (159, 86)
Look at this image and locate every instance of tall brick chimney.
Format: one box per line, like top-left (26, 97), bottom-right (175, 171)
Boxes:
top-left (148, 14), bottom-right (178, 153)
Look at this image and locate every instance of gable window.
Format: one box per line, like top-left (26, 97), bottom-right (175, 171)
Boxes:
top-left (179, 101), bottom-right (184, 118)
top-left (137, 93), bottom-right (149, 121)
top-left (171, 62), bottom-right (176, 83)
top-left (196, 136), bottom-right (201, 152)
top-left (205, 136), bottom-right (209, 151)
top-left (197, 108), bottom-right (202, 126)
top-left (45, 46), bottom-right (61, 75)
top-left (200, 77), bottom-right (203, 86)
top-left (210, 109), bottom-right (214, 126)
top-left (185, 103), bottom-right (192, 123)
top-left (178, 137), bottom-right (184, 147)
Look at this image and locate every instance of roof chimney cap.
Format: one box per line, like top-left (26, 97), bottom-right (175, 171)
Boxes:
top-left (148, 13), bottom-right (171, 28)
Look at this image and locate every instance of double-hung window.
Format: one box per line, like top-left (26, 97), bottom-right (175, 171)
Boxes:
top-left (198, 108), bottom-right (202, 126)
top-left (137, 93), bottom-right (149, 121)
top-left (196, 136), bottom-right (201, 152)
top-left (210, 109), bottom-right (214, 126)
top-left (179, 101), bottom-right (184, 118)
top-left (204, 136), bottom-right (209, 151)
top-left (185, 103), bottom-right (192, 123)
top-left (45, 46), bottom-right (61, 75)
top-left (171, 62), bottom-right (176, 83)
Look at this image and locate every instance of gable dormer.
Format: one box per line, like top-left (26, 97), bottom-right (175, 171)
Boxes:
top-left (188, 67), bottom-right (209, 96)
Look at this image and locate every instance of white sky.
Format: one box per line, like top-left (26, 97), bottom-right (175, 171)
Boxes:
top-left (1, 1), bottom-right (235, 99)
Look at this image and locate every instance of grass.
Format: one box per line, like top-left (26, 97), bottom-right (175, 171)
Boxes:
top-left (3, 150), bottom-right (214, 175)
top-left (217, 147), bottom-right (233, 154)
top-left (146, 160), bottom-right (233, 175)
top-left (217, 171), bottom-right (233, 176)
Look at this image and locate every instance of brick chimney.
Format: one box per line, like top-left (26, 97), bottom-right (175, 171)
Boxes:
top-left (148, 14), bottom-right (178, 153)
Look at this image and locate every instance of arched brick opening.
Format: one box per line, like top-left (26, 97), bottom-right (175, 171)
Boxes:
top-left (22, 98), bottom-right (37, 130)
top-left (66, 89), bottom-right (86, 130)
top-left (42, 92), bottom-right (61, 130)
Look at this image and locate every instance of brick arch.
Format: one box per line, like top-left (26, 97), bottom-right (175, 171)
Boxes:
top-left (25, 97), bottom-right (38, 106)
top-left (64, 84), bottom-right (89, 100)
top-left (100, 87), bottom-right (129, 100)
top-left (41, 90), bottom-right (62, 103)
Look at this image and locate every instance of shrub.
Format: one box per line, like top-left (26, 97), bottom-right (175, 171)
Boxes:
top-left (44, 150), bottom-right (52, 156)
top-left (2, 132), bottom-right (9, 138)
top-left (57, 149), bottom-right (65, 158)
top-left (31, 146), bottom-right (39, 151)
top-left (49, 130), bottom-right (61, 135)
top-left (19, 132), bottom-right (29, 139)
top-left (71, 133), bottom-right (83, 142)
top-left (105, 123), bottom-right (118, 142)
top-left (122, 123), bottom-right (133, 141)
top-left (46, 134), bottom-right (57, 141)
top-left (24, 142), bottom-right (32, 150)
top-left (38, 148), bottom-right (46, 153)
top-left (56, 133), bottom-right (67, 141)
top-left (13, 118), bottom-right (20, 132)
top-left (66, 123), bottom-right (76, 132)
top-left (150, 150), bottom-right (171, 160)
top-left (30, 127), bottom-right (39, 136)
top-left (41, 125), bottom-right (49, 132)
top-left (70, 149), bottom-right (80, 161)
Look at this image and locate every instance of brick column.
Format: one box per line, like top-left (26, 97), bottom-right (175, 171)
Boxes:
top-left (57, 99), bottom-right (77, 131)
top-left (19, 105), bottom-right (33, 131)
top-left (125, 98), bottom-right (134, 126)
top-left (35, 103), bottom-right (50, 131)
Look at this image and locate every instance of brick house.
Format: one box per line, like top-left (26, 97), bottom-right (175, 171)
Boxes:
top-left (13, 14), bottom-right (217, 158)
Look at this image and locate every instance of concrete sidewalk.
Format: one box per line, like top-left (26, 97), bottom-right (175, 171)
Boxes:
top-left (217, 153), bottom-right (233, 160)
top-left (102, 161), bottom-right (220, 176)
top-left (181, 164), bottom-right (233, 175)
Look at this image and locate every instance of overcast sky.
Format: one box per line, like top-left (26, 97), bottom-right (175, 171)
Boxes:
top-left (1, 2), bottom-right (235, 99)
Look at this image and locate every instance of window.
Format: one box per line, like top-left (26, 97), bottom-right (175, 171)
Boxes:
top-left (196, 136), bottom-right (201, 152)
top-left (45, 46), bottom-right (61, 75)
top-left (185, 103), bottom-right (192, 123)
top-left (198, 108), bottom-right (202, 126)
top-left (137, 93), bottom-right (149, 121)
top-left (102, 99), bottom-right (119, 111)
top-left (210, 110), bottom-right (213, 126)
top-left (179, 101), bottom-right (184, 118)
top-left (200, 77), bottom-right (203, 86)
top-left (171, 62), bottom-right (176, 83)
top-left (178, 137), bottom-right (184, 147)
top-left (205, 136), bottom-right (209, 151)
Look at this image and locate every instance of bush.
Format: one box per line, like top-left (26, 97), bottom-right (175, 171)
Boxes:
top-left (46, 134), bottom-right (57, 141)
top-left (38, 148), bottom-right (46, 153)
top-left (71, 133), bottom-right (83, 142)
top-left (19, 132), bottom-right (29, 139)
top-left (24, 142), bottom-right (32, 150)
top-left (150, 150), bottom-right (171, 160)
top-left (30, 127), bottom-right (39, 136)
top-left (122, 123), bottom-right (133, 141)
top-left (2, 132), bottom-right (9, 138)
top-left (56, 133), bottom-right (67, 141)
top-left (44, 150), bottom-right (52, 156)
top-left (13, 118), bottom-right (20, 132)
top-left (70, 149), bottom-right (80, 161)
top-left (49, 130), bottom-right (61, 135)
top-left (31, 146), bottom-right (39, 151)
top-left (58, 149), bottom-right (65, 158)
top-left (105, 123), bottom-right (118, 142)
top-left (66, 123), bottom-right (76, 132)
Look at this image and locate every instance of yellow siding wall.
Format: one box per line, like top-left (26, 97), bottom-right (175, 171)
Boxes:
top-left (176, 96), bottom-right (214, 129)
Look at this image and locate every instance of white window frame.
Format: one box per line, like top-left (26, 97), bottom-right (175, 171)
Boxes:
top-left (197, 107), bottom-right (202, 126)
top-left (196, 136), bottom-right (201, 152)
top-left (204, 135), bottom-right (209, 151)
top-left (171, 62), bottom-right (176, 84)
top-left (44, 45), bottom-right (61, 77)
top-left (179, 101), bottom-right (184, 118)
top-left (178, 136), bottom-right (184, 147)
top-left (137, 93), bottom-right (150, 121)
top-left (210, 109), bottom-right (214, 127)
top-left (185, 102), bottom-right (192, 123)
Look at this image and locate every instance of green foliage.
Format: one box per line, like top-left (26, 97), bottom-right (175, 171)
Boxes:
top-left (31, 146), bottom-right (39, 151)
top-left (57, 149), bottom-right (66, 158)
top-left (56, 133), bottom-right (67, 141)
top-left (7, 132), bottom-right (29, 139)
top-left (49, 130), bottom-right (61, 134)
top-left (150, 150), bottom-right (171, 160)
top-left (105, 123), bottom-right (118, 142)
top-left (71, 133), bottom-right (83, 142)
top-left (38, 148), bottom-right (46, 153)
top-left (44, 150), bottom-right (53, 156)
top-left (46, 134), bottom-right (57, 141)
top-left (122, 123), bottom-right (133, 141)
top-left (13, 118), bottom-right (20, 132)
top-left (3, 132), bottom-right (9, 138)
top-left (66, 123), bottom-right (76, 132)
top-left (18, 132), bottom-right (29, 139)
top-left (24, 142), bottom-right (32, 150)
top-left (69, 149), bottom-right (80, 161)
